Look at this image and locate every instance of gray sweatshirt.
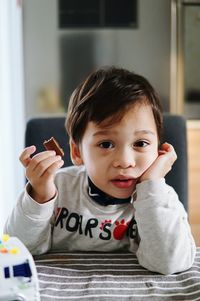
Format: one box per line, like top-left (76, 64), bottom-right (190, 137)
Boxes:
top-left (4, 165), bottom-right (196, 275)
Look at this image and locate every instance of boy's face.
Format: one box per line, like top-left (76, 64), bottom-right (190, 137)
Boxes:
top-left (70, 103), bottom-right (159, 199)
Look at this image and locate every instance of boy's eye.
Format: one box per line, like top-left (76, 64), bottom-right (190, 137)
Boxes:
top-left (134, 140), bottom-right (149, 148)
top-left (99, 141), bottom-right (114, 149)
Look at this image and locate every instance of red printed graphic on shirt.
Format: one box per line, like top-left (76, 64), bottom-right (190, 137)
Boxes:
top-left (113, 219), bottom-right (130, 240)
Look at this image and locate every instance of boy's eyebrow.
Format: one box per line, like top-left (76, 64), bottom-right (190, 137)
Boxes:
top-left (134, 129), bottom-right (156, 136)
top-left (93, 129), bottom-right (156, 137)
top-left (93, 130), bottom-right (112, 137)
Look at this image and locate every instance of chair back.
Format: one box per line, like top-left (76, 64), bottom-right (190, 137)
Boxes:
top-left (25, 113), bottom-right (188, 210)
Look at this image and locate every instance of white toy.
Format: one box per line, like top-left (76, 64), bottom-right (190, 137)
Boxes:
top-left (0, 234), bottom-right (40, 301)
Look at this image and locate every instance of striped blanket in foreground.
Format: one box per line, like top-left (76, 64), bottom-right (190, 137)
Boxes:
top-left (34, 248), bottom-right (200, 301)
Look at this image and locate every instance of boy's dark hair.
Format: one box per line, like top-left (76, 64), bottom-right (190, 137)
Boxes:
top-left (66, 66), bottom-right (163, 145)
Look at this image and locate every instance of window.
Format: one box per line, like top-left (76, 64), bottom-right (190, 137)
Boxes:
top-left (0, 0), bottom-right (25, 233)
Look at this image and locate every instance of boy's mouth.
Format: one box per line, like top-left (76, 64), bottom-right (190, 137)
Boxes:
top-left (111, 177), bottom-right (137, 189)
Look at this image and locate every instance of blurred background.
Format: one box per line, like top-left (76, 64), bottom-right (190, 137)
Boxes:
top-left (0, 0), bottom-right (199, 244)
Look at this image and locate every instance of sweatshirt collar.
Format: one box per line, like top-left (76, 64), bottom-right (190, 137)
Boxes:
top-left (87, 177), bottom-right (131, 206)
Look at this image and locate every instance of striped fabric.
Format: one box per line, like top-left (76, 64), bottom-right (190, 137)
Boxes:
top-left (34, 248), bottom-right (200, 301)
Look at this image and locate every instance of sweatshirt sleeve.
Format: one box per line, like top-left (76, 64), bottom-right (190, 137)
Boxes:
top-left (4, 183), bottom-right (56, 255)
top-left (134, 178), bottom-right (196, 275)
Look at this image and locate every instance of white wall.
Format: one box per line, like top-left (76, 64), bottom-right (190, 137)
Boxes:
top-left (22, 0), bottom-right (171, 118)
top-left (23, 0), bottom-right (60, 118)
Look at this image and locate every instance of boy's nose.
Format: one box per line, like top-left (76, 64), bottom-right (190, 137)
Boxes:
top-left (112, 149), bottom-right (135, 169)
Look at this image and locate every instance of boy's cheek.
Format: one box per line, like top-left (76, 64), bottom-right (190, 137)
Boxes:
top-left (149, 153), bottom-right (159, 165)
top-left (140, 155), bottom-right (158, 174)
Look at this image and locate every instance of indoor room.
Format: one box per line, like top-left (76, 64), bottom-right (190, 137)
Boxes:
top-left (0, 0), bottom-right (200, 300)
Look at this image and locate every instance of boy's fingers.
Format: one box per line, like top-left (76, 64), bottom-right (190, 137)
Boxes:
top-left (161, 142), bottom-right (175, 153)
top-left (28, 155), bottom-right (62, 178)
top-left (160, 143), bottom-right (177, 162)
top-left (42, 159), bottom-right (64, 180)
top-left (158, 150), bottom-right (166, 155)
top-left (19, 145), bottom-right (36, 167)
top-left (161, 142), bottom-right (171, 151)
top-left (26, 150), bottom-right (57, 174)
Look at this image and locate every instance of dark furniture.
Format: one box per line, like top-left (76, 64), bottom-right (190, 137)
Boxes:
top-left (25, 114), bottom-right (188, 210)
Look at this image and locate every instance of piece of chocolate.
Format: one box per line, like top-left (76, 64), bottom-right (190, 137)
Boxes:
top-left (43, 137), bottom-right (64, 157)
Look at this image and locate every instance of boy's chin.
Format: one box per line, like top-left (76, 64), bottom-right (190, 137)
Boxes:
top-left (107, 190), bottom-right (134, 199)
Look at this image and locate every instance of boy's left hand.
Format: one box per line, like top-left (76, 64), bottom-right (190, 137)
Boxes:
top-left (140, 143), bottom-right (177, 182)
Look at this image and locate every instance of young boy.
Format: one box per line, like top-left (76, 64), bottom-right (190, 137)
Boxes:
top-left (4, 66), bottom-right (196, 274)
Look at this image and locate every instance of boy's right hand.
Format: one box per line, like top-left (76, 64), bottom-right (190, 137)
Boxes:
top-left (19, 145), bottom-right (64, 204)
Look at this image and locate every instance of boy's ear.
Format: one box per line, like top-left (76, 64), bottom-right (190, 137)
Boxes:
top-left (70, 140), bottom-right (84, 166)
